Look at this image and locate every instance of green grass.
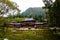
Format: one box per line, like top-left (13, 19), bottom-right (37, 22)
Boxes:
top-left (7, 18), bottom-right (25, 21)
top-left (0, 28), bottom-right (60, 40)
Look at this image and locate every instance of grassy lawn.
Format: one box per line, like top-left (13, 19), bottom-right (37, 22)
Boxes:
top-left (7, 18), bottom-right (25, 21)
top-left (0, 28), bottom-right (60, 40)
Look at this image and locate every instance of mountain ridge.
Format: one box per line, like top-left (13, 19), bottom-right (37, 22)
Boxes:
top-left (21, 7), bottom-right (46, 18)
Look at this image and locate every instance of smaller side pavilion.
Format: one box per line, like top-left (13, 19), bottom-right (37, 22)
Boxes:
top-left (34, 22), bottom-right (47, 29)
top-left (9, 22), bottom-right (22, 28)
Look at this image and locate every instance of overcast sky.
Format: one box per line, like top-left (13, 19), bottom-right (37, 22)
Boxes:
top-left (10, 0), bottom-right (44, 13)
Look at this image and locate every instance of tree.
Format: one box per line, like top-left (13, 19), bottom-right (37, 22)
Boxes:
top-left (0, 0), bottom-right (20, 17)
top-left (43, 0), bottom-right (56, 27)
top-left (0, 0), bottom-right (20, 39)
top-left (38, 15), bottom-right (44, 22)
top-left (52, 0), bottom-right (60, 27)
top-left (0, 0), bottom-right (20, 27)
top-left (43, 0), bottom-right (60, 27)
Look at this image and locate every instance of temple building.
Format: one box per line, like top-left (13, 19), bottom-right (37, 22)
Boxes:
top-left (9, 18), bottom-right (47, 28)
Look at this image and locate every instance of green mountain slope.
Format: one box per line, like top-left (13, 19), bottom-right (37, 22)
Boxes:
top-left (21, 7), bottom-right (46, 18)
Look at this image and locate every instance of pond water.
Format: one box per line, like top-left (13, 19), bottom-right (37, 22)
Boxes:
top-left (0, 28), bottom-right (60, 40)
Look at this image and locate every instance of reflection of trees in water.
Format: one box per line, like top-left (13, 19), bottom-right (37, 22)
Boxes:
top-left (0, 29), bottom-right (60, 40)
top-left (48, 29), bottom-right (60, 40)
top-left (55, 34), bottom-right (60, 40)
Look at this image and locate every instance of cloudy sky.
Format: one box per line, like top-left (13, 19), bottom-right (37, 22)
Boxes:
top-left (10, 0), bottom-right (44, 13)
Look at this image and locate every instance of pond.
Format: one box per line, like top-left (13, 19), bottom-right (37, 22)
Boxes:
top-left (0, 28), bottom-right (60, 40)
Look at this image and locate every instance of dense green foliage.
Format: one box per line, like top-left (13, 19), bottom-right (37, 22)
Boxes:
top-left (43, 0), bottom-right (60, 27)
top-left (50, 0), bottom-right (60, 27)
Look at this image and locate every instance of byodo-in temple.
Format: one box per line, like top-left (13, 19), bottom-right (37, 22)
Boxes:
top-left (9, 18), bottom-right (48, 28)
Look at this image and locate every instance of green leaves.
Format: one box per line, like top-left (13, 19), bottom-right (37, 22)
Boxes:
top-left (0, 18), bottom-right (9, 27)
top-left (0, 0), bottom-right (17, 9)
top-left (0, 0), bottom-right (20, 15)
